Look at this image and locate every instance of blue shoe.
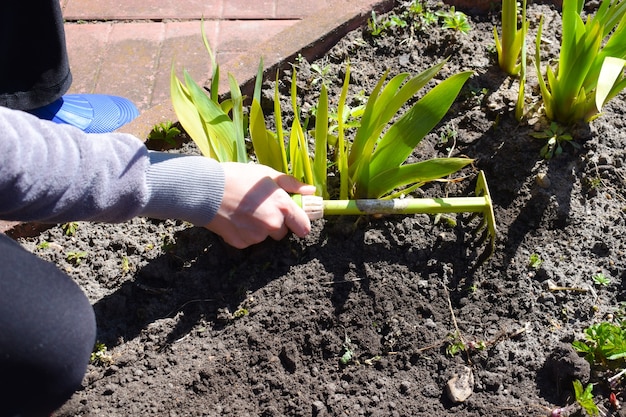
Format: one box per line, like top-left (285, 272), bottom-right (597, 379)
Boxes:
top-left (29, 94), bottom-right (139, 133)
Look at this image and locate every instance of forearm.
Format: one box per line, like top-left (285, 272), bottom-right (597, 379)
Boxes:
top-left (0, 107), bottom-right (224, 225)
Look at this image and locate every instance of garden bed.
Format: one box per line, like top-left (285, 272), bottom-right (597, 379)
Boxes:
top-left (20, 1), bottom-right (626, 415)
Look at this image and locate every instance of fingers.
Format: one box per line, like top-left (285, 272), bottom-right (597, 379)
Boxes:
top-left (273, 172), bottom-right (317, 195)
top-left (208, 162), bottom-right (316, 248)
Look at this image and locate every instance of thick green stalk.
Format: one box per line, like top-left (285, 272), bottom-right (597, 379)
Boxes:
top-left (318, 196), bottom-right (490, 216)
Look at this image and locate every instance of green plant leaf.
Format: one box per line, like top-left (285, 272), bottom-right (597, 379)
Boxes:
top-left (336, 65), bottom-right (351, 200)
top-left (595, 56), bottom-right (626, 112)
top-left (227, 73), bottom-right (248, 163)
top-left (314, 84), bottom-right (329, 198)
top-left (535, 0), bottom-right (626, 124)
top-left (183, 71), bottom-right (240, 162)
top-left (361, 70), bottom-right (473, 198)
top-left (170, 66), bottom-right (213, 157)
top-left (349, 61), bottom-right (446, 176)
top-left (367, 158), bottom-right (474, 199)
top-left (201, 19), bottom-right (220, 103)
top-left (249, 59), bottom-right (285, 171)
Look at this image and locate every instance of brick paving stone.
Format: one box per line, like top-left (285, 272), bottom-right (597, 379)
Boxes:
top-left (63, 0), bottom-right (224, 20)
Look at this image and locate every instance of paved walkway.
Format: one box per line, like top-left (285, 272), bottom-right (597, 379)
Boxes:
top-left (60, 0), bottom-right (394, 138)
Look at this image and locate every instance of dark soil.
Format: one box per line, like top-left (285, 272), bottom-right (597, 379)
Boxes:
top-left (16, 1), bottom-right (626, 415)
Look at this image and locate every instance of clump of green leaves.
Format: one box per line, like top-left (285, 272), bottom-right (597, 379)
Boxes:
top-left (573, 320), bottom-right (626, 366)
top-left (407, 0), bottom-right (438, 30)
top-left (61, 221), bottom-right (79, 236)
top-left (574, 380), bottom-right (600, 416)
top-left (534, 0), bottom-right (626, 124)
top-left (249, 59), bottom-right (474, 200)
top-left (90, 341), bottom-right (114, 366)
top-left (436, 6), bottom-right (472, 34)
top-left (530, 122), bottom-right (578, 159)
top-left (148, 121), bottom-right (181, 146)
top-left (171, 22), bottom-right (247, 163)
top-left (494, 0), bottom-right (528, 76)
top-left (446, 332), bottom-right (466, 356)
top-left (368, 10), bottom-right (408, 36)
top-left (528, 253), bottom-right (543, 269)
top-left (550, 380), bottom-right (599, 417)
top-left (66, 251), bottom-right (87, 265)
top-left (368, 3), bottom-right (470, 37)
top-left (37, 241), bottom-right (50, 250)
top-left (592, 272), bottom-right (611, 286)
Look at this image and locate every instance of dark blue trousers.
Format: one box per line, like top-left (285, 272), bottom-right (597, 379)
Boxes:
top-left (0, 234), bottom-right (96, 417)
top-left (0, 1), bottom-right (72, 110)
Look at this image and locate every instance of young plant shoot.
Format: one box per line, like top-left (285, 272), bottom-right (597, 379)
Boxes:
top-left (170, 22), bottom-right (248, 162)
top-left (494, 0), bottom-right (529, 120)
top-left (494, 0), bottom-right (528, 76)
top-left (535, 0), bottom-right (626, 124)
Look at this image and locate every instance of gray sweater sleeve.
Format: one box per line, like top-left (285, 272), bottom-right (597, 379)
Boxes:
top-left (0, 106), bottom-right (224, 226)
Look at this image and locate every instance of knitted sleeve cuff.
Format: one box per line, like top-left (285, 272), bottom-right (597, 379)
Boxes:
top-left (142, 152), bottom-right (225, 226)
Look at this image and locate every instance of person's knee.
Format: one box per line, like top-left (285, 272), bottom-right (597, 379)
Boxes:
top-left (0, 234), bottom-right (96, 416)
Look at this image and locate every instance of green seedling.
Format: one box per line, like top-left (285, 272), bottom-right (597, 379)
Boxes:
top-left (233, 307), bottom-right (249, 319)
top-left (171, 21), bottom-right (247, 162)
top-left (534, 0), bottom-right (626, 124)
top-left (66, 251), bottom-right (87, 265)
top-left (37, 241), bottom-right (50, 250)
top-left (121, 256), bottom-right (131, 274)
top-left (550, 380), bottom-right (599, 416)
top-left (530, 122), bottom-right (578, 159)
top-left (529, 253), bottom-right (543, 269)
top-left (494, 0), bottom-right (528, 76)
top-left (445, 332), bottom-right (466, 356)
top-left (90, 341), bottom-right (114, 366)
top-left (310, 62), bottom-right (332, 87)
top-left (436, 7), bottom-right (471, 34)
top-left (61, 221), bottom-right (79, 236)
top-left (368, 10), bottom-right (408, 36)
top-left (339, 334), bottom-right (355, 366)
top-left (294, 170), bottom-right (497, 259)
top-left (574, 380), bottom-right (600, 416)
top-left (408, 0), bottom-right (438, 30)
top-left (573, 320), bottom-right (626, 366)
top-left (592, 272), bottom-right (611, 286)
top-left (148, 121), bottom-right (181, 146)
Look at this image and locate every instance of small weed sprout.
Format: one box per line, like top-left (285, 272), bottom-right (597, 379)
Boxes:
top-left (592, 272), bottom-right (611, 287)
top-left (368, 10), bottom-right (408, 36)
top-left (530, 122), bottom-right (578, 159)
top-left (550, 380), bottom-right (599, 417)
top-left (66, 251), bottom-right (87, 265)
top-left (90, 341), bottom-right (114, 366)
top-left (528, 253), bottom-right (543, 269)
top-left (233, 307), bottom-right (249, 319)
top-left (148, 121), bottom-right (181, 146)
top-left (121, 256), bottom-right (131, 274)
top-left (436, 7), bottom-right (471, 35)
top-left (445, 332), bottom-right (466, 356)
top-left (37, 241), bottom-right (50, 250)
top-left (61, 222), bottom-right (79, 236)
top-left (310, 62), bottom-right (332, 87)
top-left (340, 334), bottom-right (355, 366)
top-left (407, 0), bottom-right (438, 31)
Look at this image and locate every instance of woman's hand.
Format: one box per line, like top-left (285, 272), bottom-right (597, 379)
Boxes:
top-left (204, 162), bottom-right (317, 249)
